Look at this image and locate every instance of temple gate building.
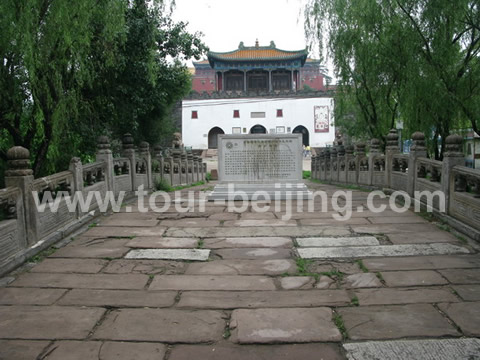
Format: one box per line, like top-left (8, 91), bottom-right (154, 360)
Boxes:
top-left (182, 40), bottom-right (335, 150)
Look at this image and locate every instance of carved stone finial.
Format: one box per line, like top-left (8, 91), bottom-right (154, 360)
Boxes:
top-left (345, 145), bottom-right (354, 155)
top-left (331, 146), bottom-right (338, 158)
top-left (411, 131), bottom-right (426, 151)
top-left (444, 134), bottom-right (463, 157)
top-left (139, 141), bottom-right (150, 153)
top-left (337, 144), bottom-right (345, 156)
top-left (386, 129), bottom-right (399, 148)
top-left (172, 132), bottom-right (183, 149)
top-left (122, 133), bottom-right (134, 150)
top-left (269, 40), bottom-right (276, 48)
top-left (5, 146), bottom-right (33, 177)
top-left (355, 142), bottom-right (366, 155)
top-left (370, 138), bottom-right (381, 153)
top-left (255, 39), bottom-right (259, 48)
top-left (97, 136), bottom-right (110, 151)
top-left (238, 41), bottom-right (245, 49)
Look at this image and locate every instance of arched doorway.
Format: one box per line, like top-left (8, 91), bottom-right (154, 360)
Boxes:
top-left (250, 125), bottom-right (267, 134)
top-left (293, 125), bottom-right (310, 146)
top-left (208, 127), bottom-right (224, 149)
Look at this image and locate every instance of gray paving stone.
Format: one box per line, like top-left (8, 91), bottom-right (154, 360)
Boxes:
top-left (177, 290), bottom-right (350, 308)
top-left (296, 236), bottom-right (379, 247)
top-left (214, 248), bottom-right (292, 259)
top-left (185, 259), bottom-right (296, 275)
top-left (11, 273), bottom-right (148, 290)
top-left (150, 275), bottom-right (276, 291)
top-left (0, 276), bottom-right (16, 287)
top-left (345, 273), bottom-right (382, 288)
top-left (0, 306), bottom-right (105, 339)
top-left (0, 288), bottom-right (67, 305)
top-left (438, 302), bottom-right (480, 336)
top-left (169, 344), bottom-right (344, 360)
top-left (240, 212), bottom-right (277, 220)
top-left (354, 287), bottom-right (459, 305)
top-left (230, 308), bottom-right (341, 343)
top-left (125, 248), bottom-right (210, 261)
top-left (165, 226), bottom-right (351, 238)
top-left (352, 223), bottom-right (440, 234)
top-left (451, 285), bottom-right (480, 301)
top-left (363, 255), bottom-right (480, 271)
top-left (381, 270), bottom-right (448, 287)
top-left (99, 218), bottom-right (160, 227)
top-left (224, 219), bottom-right (297, 227)
top-left (299, 218), bottom-right (370, 226)
top-left (84, 226), bottom-right (166, 237)
top-left (340, 304), bottom-right (460, 340)
top-left (279, 276), bottom-right (314, 290)
top-left (298, 243), bottom-right (469, 259)
top-left (30, 258), bottom-right (107, 273)
top-left (387, 231), bottom-right (458, 244)
top-left (45, 341), bottom-right (167, 360)
top-left (125, 237), bottom-right (199, 248)
top-left (58, 289), bottom-right (177, 307)
top-left (367, 216), bottom-right (428, 224)
top-left (315, 275), bottom-right (336, 289)
top-left (439, 269), bottom-right (480, 284)
top-left (343, 338), bottom-right (480, 360)
top-left (101, 259), bottom-right (187, 275)
top-left (93, 309), bottom-right (224, 342)
top-left (0, 340), bottom-right (49, 360)
top-left (160, 218), bottom-right (220, 227)
top-left (204, 237), bottom-right (293, 248)
top-left (208, 212), bottom-right (239, 220)
top-left (51, 240), bottom-right (130, 259)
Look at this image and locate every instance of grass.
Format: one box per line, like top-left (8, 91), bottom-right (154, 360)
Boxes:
top-left (320, 269), bottom-right (345, 281)
top-left (303, 170), bottom-right (311, 179)
top-left (333, 312), bottom-right (348, 339)
top-left (291, 258), bottom-right (320, 281)
top-left (171, 181), bottom-right (205, 191)
top-left (376, 272), bottom-right (385, 282)
top-left (88, 223), bottom-right (97, 228)
top-left (205, 172), bottom-right (212, 182)
top-left (148, 274), bottom-right (155, 280)
top-left (356, 259), bottom-right (369, 273)
top-left (28, 246), bottom-right (57, 263)
top-left (350, 295), bottom-right (359, 306)
top-left (197, 239), bottom-right (204, 249)
top-left (223, 328), bottom-right (231, 339)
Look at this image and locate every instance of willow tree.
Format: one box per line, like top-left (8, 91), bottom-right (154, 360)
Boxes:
top-left (305, 0), bottom-right (480, 158)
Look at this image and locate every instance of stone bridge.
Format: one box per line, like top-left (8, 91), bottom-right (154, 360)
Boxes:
top-left (0, 132), bottom-right (479, 359)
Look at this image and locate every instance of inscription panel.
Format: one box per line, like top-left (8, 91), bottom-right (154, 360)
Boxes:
top-left (218, 134), bottom-right (302, 182)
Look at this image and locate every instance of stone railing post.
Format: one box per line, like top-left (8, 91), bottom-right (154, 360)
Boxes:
top-left (319, 149), bottom-right (326, 181)
top-left (368, 138), bottom-right (381, 186)
top-left (171, 148), bottom-right (182, 186)
top-left (442, 134), bottom-right (464, 213)
top-left (311, 154), bottom-right (317, 180)
top-left (179, 151), bottom-right (187, 185)
top-left (138, 141), bottom-right (152, 189)
top-left (194, 156), bottom-right (201, 183)
top-left (385, 129), bottom-right (399, 188)
top-left (4, 146), bottom-right (36, 246)
top-left (153, 145), bottom-right (164, 183)
top-left (330, 146), bottom-right (338, 182)
top-left (203, 162), bottom-right (207, 180)
top-left (187, 150), bottom-right (194, 185)
top-left (355, 142), bottom-right (366, 184)
top-left (407, 131), bottom-right (427, 196)
top-left (69, 157), bottom-right (83, 219)
top-left (164, 151), bottom-right (174, 186)
top-left (324, 148), bottom-right (331, 181)
top-left (345, 145), bottom-right (354, 184)
top-left (337, 141), bottom-right (346, 183)
top-left (95, 136), bottom-right (114, 192)
top-left (122, 133), bottom-right (136, 191)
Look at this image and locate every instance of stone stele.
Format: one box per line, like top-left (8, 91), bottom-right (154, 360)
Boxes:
top-left (209, 134), bottom-right (312, 200)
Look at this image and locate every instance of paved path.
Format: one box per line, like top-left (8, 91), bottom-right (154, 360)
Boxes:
top-left (0, 182), bottom-right (479, 359)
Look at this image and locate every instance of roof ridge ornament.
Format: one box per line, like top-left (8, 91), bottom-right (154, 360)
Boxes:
top-left (238, 41), bottom-right (245, 49)
top-left (270, 41), bottom-right (276, 49)
top-left (255, 38), bottom-right (259, 48)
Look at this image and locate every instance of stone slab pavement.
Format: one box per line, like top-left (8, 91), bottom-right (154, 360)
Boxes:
top-left (0, 181), bottom-right (479, 359)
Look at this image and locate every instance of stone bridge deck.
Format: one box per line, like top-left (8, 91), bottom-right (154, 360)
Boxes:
top-left (0, 182), bottom-right (479, 359)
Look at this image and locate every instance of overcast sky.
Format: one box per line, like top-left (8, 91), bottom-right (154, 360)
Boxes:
top-left (171, 0), bottom-right (324, 68)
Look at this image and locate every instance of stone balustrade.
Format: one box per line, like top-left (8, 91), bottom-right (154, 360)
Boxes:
top-left (0, 135), bottom-right (207, 276)
top-left (312, 130), bottom-right (480, 236)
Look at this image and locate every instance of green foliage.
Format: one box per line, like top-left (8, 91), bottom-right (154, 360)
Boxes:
top-left (356, 259), bottom-right (369, 273)
top-left (304, 0), bottom-right (480, 158)
top-left (302, 170), bottom-right (311, 179)
top-left (0, 0), bottom-right (207, 177)
top-left (155, 177), bottom-right (173, 192)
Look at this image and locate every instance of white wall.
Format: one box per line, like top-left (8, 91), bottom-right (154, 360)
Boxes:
top-left (182, 97), bottom-right (335, 149)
